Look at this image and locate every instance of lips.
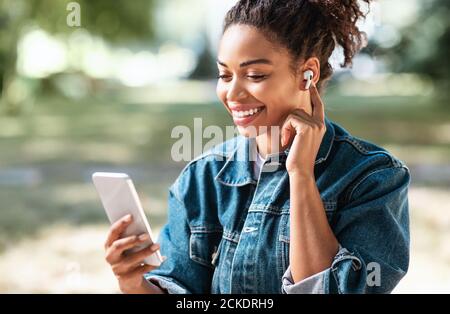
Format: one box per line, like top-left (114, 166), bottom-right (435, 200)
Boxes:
top-left (230, 106), bottom-right (265, 126)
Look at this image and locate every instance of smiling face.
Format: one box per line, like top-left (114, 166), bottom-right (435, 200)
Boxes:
top-left (216, 24), bottom-right (312, 138)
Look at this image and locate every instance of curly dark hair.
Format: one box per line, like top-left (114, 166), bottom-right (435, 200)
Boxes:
top-left (223, 0), bottom-right (371, 91)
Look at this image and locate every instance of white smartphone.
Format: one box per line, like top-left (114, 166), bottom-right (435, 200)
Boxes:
top-left (92, 172), bottom-right (162, 266)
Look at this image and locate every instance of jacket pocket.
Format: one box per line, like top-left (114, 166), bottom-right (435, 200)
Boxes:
top-left (189, 225), bottom-right (222, 269)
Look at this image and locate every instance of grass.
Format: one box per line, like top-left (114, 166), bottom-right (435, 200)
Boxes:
top-left (0, 89), bottom-right (449, 292)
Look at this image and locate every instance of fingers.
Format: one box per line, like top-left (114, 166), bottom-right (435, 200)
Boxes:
top-left (124, 243), bottom-right (160, 268)
top-left (291, 109), bottom-right (315, 124)
top-left (281, 83), bottom-right (326, 147)
top-left (104, 214), bottom-right (133, 249)
top-left (309, 82), bottom-right (325, 123)
top-left (113, 243), bottom-right (160, 275)
top-left (281, 112), bottom-right (315, 147)
top-left (128, 263), bottom-right (158, 278)
top-left (105, 233), bottom-right (150, 265)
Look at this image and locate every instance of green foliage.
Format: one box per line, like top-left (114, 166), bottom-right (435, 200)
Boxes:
top-left (0, 0), bottom-right (156, 113)
top-left (377, 0), bottom-right (450, 83)
top-left (0, 0), bottom-right (156, 42)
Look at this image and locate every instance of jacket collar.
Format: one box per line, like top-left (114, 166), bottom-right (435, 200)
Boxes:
top-left (214, 116), bottom-right (335, 186)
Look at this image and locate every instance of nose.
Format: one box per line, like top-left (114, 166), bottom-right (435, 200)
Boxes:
top-left (226, 79), bottom-right (248, 103)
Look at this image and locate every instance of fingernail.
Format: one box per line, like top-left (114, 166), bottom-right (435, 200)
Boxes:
top-left (139, 234), bottom-right (149, 241)
top-left (124, 214), bottom-right (132, 222)
top-left (151, 243), bottom-right (160, 250)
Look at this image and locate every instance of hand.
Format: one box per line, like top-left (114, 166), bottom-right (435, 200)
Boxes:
top-left (104, 214), bottom-right (164, 294)
top-left (281, 82), bottom-right (326, 177)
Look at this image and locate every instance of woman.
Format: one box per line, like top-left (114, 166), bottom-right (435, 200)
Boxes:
top-left (104, 0), bottom-right (410, 294)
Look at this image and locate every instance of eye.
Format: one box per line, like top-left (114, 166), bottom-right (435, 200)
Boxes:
top-left (247, 74), bottom-right (267, 81)
top-left (217, 74), bottom-right (232, 82)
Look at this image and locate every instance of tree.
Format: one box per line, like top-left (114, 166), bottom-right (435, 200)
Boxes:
top-left (0, 0), bottom-right (156, 114)
top-left (371, 0), bottom-right (450, 96)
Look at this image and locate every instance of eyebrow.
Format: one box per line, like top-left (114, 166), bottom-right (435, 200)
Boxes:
top-left (216, 58), bottom-right (273, 68)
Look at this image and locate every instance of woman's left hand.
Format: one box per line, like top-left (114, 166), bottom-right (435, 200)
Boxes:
top-left (281, 82), bottom-right (327, 177)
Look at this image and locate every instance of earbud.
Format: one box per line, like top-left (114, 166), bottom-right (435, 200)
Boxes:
top-left (303, 70), bottom-right (314, 90)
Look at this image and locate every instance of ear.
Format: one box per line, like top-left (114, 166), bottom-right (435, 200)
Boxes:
top-left (300, 57), bottom-right (320, 90)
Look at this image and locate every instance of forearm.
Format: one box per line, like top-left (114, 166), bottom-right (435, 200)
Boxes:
top-left (288, 174), bottom-right (339, 283)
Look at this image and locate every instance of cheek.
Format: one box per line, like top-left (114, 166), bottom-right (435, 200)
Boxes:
top-left (251, 82), bottom-right (294, 116)
top-left (246, 84), bottom-right (278, 112)
top-left (215, 80), bottom-right (298, 124)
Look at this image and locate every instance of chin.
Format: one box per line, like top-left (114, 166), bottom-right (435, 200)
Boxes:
top-left (236, 124), bottom-right (269, 138)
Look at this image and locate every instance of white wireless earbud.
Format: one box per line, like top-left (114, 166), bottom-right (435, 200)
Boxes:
top-left (303, 70), bottom-right (314, 90)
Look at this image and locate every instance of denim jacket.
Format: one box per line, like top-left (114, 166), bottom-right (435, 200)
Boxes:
top-left (145, 116), bottom-right (410, 294)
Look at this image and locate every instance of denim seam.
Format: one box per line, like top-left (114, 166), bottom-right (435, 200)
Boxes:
top-left (188, 225), bottom-right (222, 269)
top-left (250, 204), bottom-right (285, 211)
top-left (332, 254), bottom-right (362, 271)
top-left (253, 212), bottom-right (264, 292)
top-left (335, 136), bottom-right (405, 168)
top-left (347, 166), bottom-right (409, 201)
top-left (223, 229), bottom-right (240, 243)
top-left (182, 150), bottom-right (230, 175)
top-left (213, 145), bottom-right (241, 183)
top-left (229, 178), bottom-right (262, 292)
top-left (332, 247), bottom-right (363, 272)
top-left (330, 248), bottom-right (363, 294)
top-left (279, 235), bottom-right (290, 243)
top-left (189, 255), bottom-right (215, 269)
top-left (214, 141), bottom-right (257, 186)
top-left (188, 236), bottom-right (216, 269)
top-left (249, 201), bottom-right (336, 215)
top-left (168, 186), bottom-right (184, 209)
top-left (215, 178), bottom-right (257, 186)
top-left (173, 150), bottom-right (232, 198)
top-left (211, 238), bottom-right (223, 267)
top-left (266, 171), bottom-right (289, 205)
top-left (190, 226), bottom-right (223, 233)
top-left (331, 267), bottom-right (342, 294)
top-left (146, 275), bottom-right (189, 294)
top-left (314, 121), bottom-right (335, 165)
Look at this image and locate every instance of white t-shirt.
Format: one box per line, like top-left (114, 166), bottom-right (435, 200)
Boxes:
top-left (253, 149), bottom-right (266, 180)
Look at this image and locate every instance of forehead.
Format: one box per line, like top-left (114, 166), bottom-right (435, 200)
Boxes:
top-left (218, 24), bottom-right (287, 65)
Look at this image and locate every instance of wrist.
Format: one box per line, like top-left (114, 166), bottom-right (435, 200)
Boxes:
top-left (121, 278), bottom-right (165, 294)
top-left (288, 170), bottom-right (315, 182)
top-left (140, 278), bottom-right (166, 294)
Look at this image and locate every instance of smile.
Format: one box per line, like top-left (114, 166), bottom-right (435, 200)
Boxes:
top-left (231, 106), bottom-right (265, 118)
top-left (230, 106), bottom-right (265, 127)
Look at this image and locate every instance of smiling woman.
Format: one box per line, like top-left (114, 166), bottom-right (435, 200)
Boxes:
top-left (103, 0), bottom-right (411, 294)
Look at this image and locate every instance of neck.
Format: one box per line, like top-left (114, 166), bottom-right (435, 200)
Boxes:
top-left (255, 130), bottom-right (283, 159)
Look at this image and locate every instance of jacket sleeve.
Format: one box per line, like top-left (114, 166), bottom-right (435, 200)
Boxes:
top-left (282, 165), bottom-right (411, 294)
top-left (144, 186), bottom-right (214, 294)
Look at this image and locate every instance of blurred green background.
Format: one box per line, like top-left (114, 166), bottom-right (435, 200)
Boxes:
top-left (0, 0), bottom-right (448, 293)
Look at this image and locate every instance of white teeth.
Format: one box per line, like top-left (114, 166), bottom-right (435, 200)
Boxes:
top-left (232, 107), bottom-right (263, 118)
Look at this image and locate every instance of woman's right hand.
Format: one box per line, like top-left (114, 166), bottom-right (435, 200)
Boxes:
top-left (104, 214), bottom-right (165, 294)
